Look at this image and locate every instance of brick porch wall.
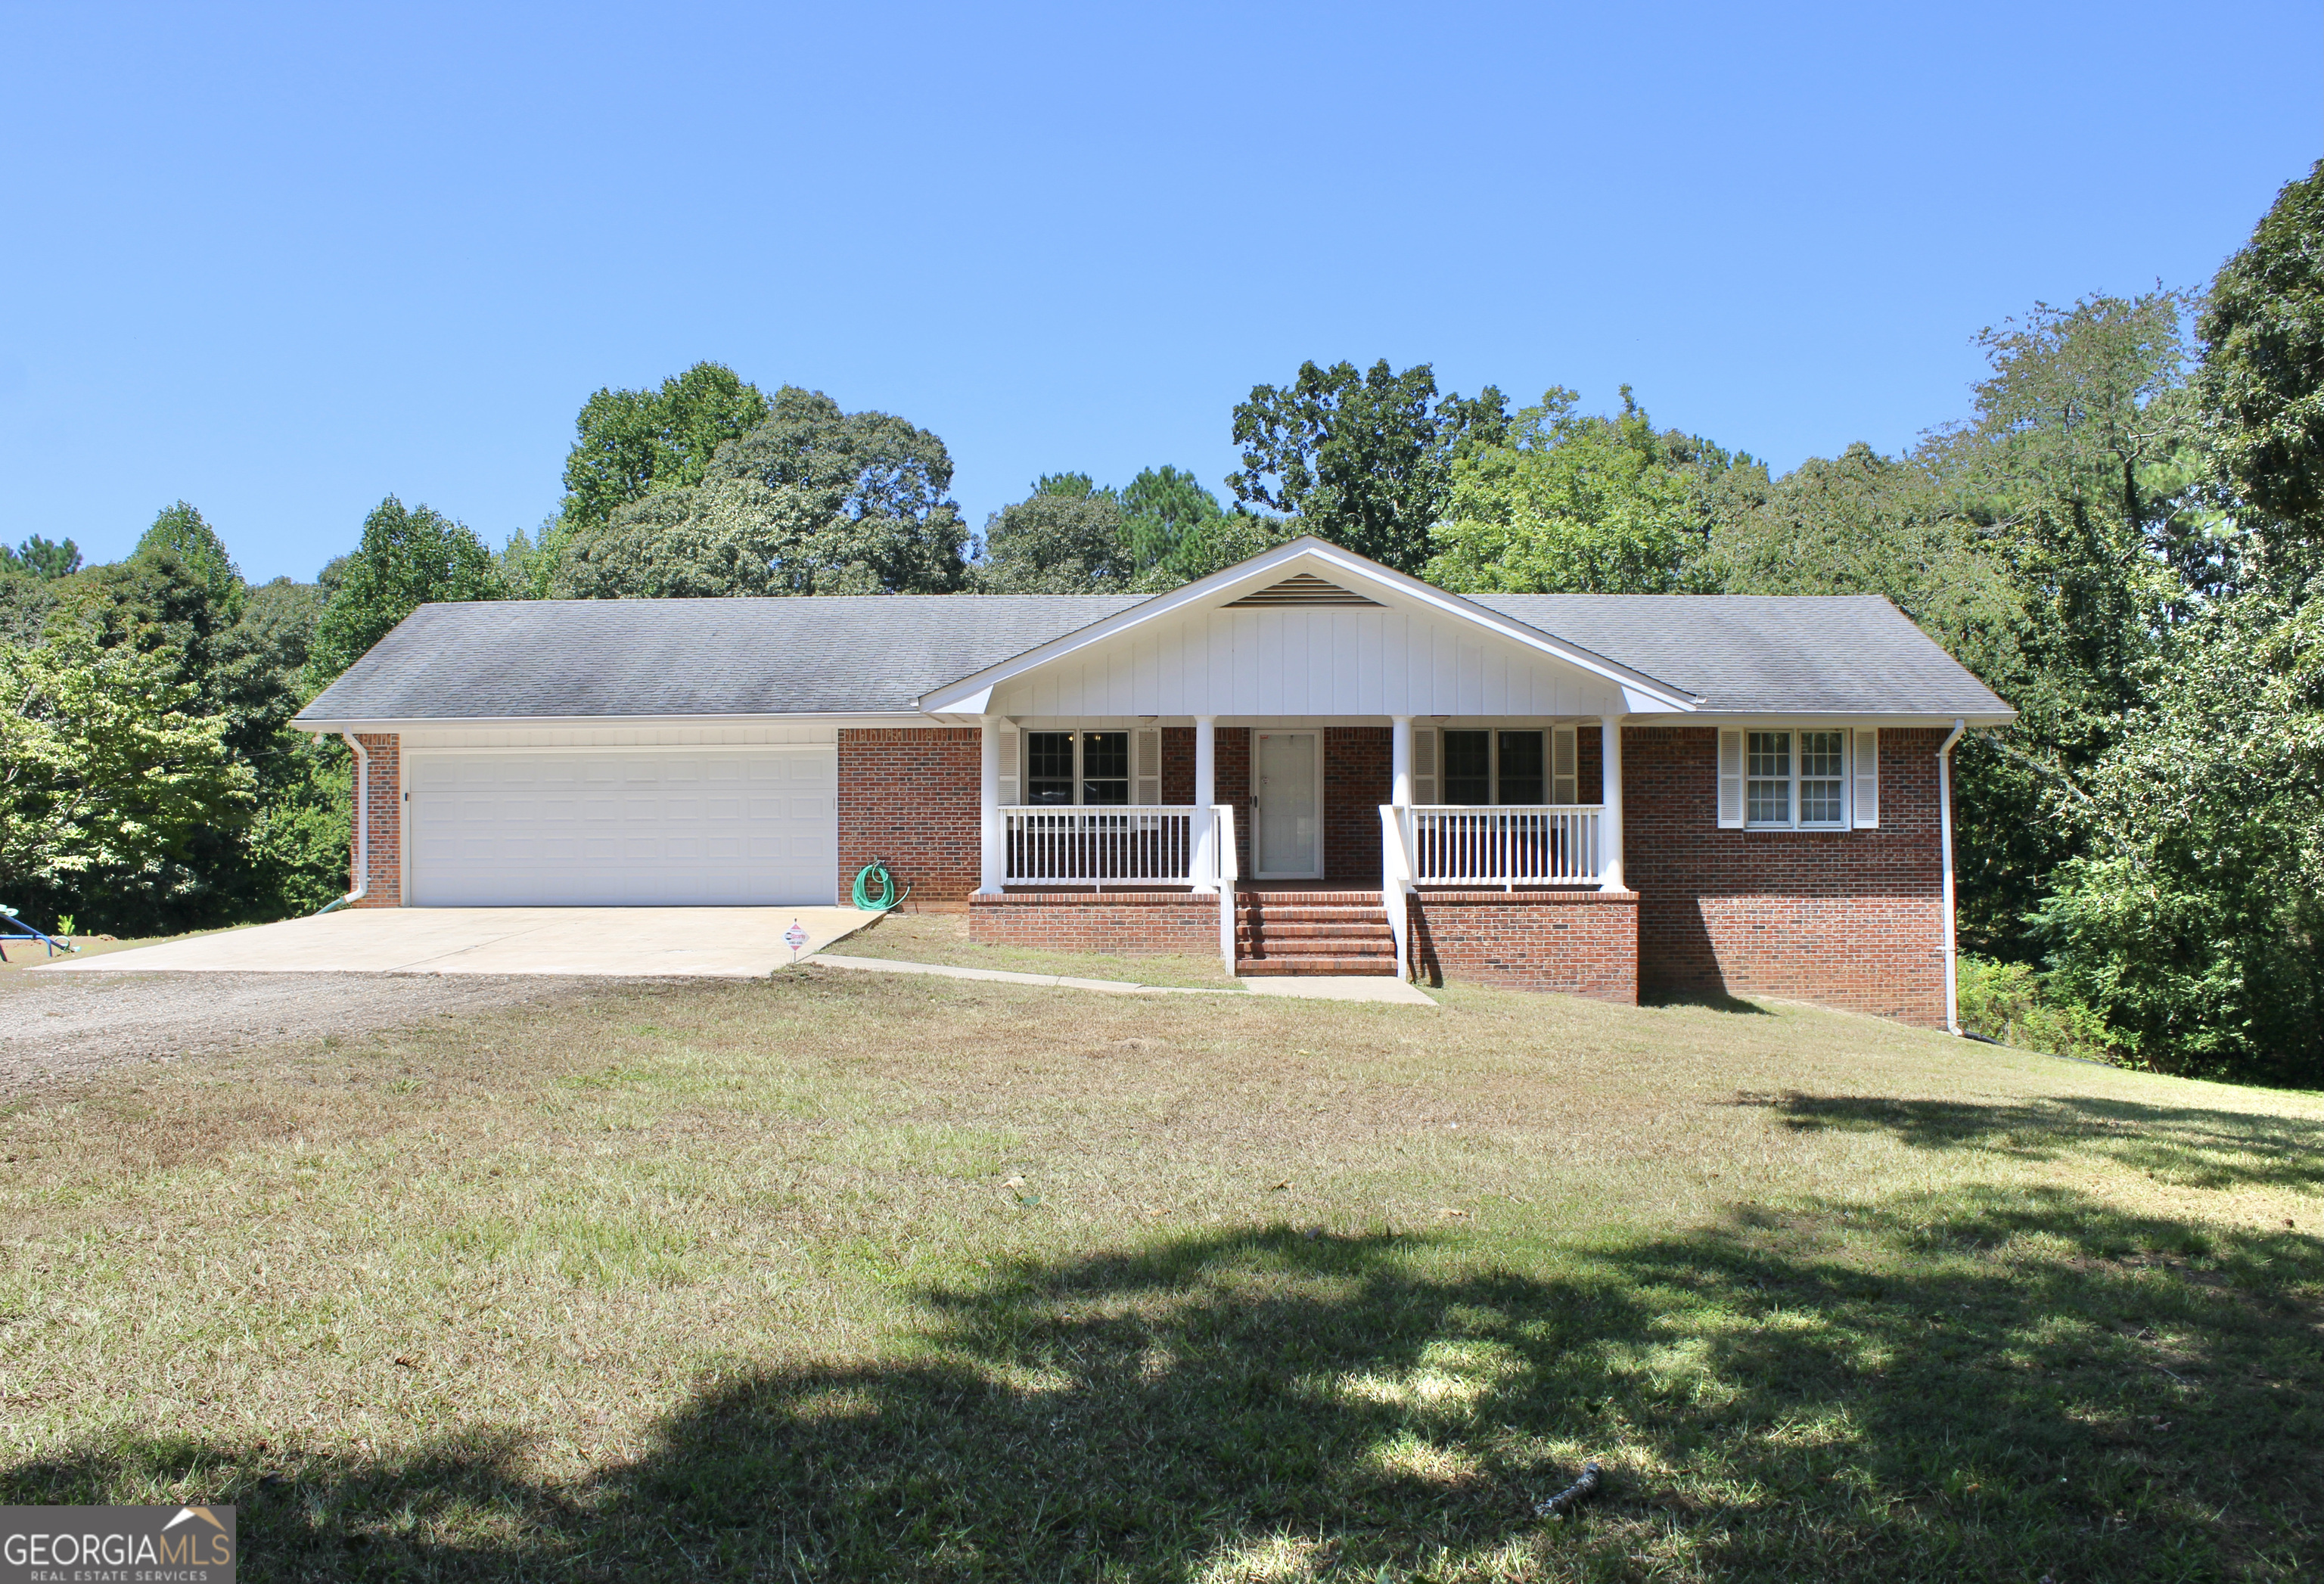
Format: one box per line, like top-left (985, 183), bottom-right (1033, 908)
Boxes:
top-left (1407, 889), bottom-right (1638, 1002)
top-left (970, 891), bottom-right (1219, 955)
top-left (838, 728), bottom-right (981, 902)
top-left (1625, 725), bottom-right (1947, 1025)
top-left (351, 732), bottom-right (401, 907)
top-left (1322, 728), bottom-right (1390, 886)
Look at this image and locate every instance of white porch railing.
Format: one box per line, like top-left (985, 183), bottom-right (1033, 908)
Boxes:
top-left (1379, 804), bottom-right (1414, 980)
top-left (1212, 803), bottom-right (1239, 971)
top-left (1003, 806), bottom-right (1197, 887)
top-left (1403, 805), bottom-right (1604, 888)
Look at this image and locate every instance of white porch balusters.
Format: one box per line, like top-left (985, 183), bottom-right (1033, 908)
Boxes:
top-left (977, 716), bottom-right (1005, 896)
top-left (1600, 716), bottom-right (1626, 892)
top-left (1192, 716), bottom-right (1219, 893)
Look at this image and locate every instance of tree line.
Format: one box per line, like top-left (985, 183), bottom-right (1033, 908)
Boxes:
top-left (5, 164), bottom-right (2317, 1086)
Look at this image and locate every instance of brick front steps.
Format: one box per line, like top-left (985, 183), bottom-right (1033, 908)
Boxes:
top-left (1235, 891), bottom-right (1400, 977)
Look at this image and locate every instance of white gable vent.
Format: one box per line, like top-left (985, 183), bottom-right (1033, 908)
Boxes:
top-left (1223, 573), bottom-right (1381, 608)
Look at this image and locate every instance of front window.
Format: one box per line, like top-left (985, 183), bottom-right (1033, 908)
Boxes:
top-left (1024, 731), bottom-right (1129, 806)
top-left (1441, 729), bottom-right (1547, 804)
top-left (1747, 730), bottom-right (1848, 828)
top-left (1080, 731), bottom-right (1129, 805)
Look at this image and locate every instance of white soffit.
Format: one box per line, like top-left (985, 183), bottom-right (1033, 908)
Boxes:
top-left (915, 537), bottom-right (1698, 715)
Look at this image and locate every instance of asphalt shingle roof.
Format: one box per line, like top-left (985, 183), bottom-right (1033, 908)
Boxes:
top-left (297, 596), bottom-right (1148, 720)
top-left (1468, 593), bottom-right (2012, 717)
top-left (294, 590), bottom-right (2011, 724)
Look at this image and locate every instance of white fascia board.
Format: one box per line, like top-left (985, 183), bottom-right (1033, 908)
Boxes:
top-left (289, 710), bottom-right (932, 734)
top-left (913, 536), bottom-right (1700, 713)
top-left (1628, 710), bottom-right (2018, 728)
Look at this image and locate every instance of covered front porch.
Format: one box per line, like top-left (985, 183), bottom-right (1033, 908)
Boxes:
top-left (963, 717), bottom-right (1634, 986)
top-left (913, 538), bottom-right (1686, 991)
top-left (972, 717), bottom-right (1626, 896)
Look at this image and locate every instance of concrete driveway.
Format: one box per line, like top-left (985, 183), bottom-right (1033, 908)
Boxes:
top-left (31, 906), bottom-right (881, 978)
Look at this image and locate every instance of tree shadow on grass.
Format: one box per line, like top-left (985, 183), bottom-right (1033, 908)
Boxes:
top-left (11, 1200), bottom-right (2320, 1581)
top-left (1748, 1090), bottom-right (2324, 1194)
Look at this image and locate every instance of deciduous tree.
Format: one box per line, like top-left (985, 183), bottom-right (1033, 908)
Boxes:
top-left (553, 387), bottom-right (968, 597)
top-left (309, 496), bottom-right (498, 687)
top-left (1228, 360), bottom-right (1507, 573)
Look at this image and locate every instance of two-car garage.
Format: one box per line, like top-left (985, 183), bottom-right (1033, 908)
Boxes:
top-left (404, 747), bottom-right (838, 907)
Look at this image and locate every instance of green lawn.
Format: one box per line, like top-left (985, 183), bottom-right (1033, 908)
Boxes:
top-left (2, 969), bottom-right (2318, 1580)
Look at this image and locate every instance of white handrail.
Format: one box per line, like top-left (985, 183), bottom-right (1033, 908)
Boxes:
top-left (1003, 806), bottom-right (1195, 887)
top-left (1403, 804), bottom-right (1604, 888)
top-left (1213, 803), bottom-right (1239, 972)
top-left (1378, 803), bottom-right (1414, 981)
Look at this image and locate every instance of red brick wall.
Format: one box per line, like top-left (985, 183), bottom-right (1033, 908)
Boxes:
top-left (1218, 728), bottom-right (1252, 876)
top-left (838, 728), bottom-right (982, 902)
top-left (1323, 728), bottom-right (1390, 886)
top-left (1162, 726), bottom-right (1195, 803)
top-left (351, 732), bottom-right (401, 907)
top-left (1408, 889), bottom-right (1638, 1002)
top-left (970, 891), bottom-right (1220, 956)
top-left (1578, 723), bottom-right (1603, 804)
top-left (1624, 725), bottom-right (1947, 1025)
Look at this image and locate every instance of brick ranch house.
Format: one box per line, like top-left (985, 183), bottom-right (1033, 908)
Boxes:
top-left (294, 537), bottom-right (2013, 1027)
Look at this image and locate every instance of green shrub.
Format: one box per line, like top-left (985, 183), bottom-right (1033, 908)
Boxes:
top-left (1956, 955), bottom-right (2120, 1064)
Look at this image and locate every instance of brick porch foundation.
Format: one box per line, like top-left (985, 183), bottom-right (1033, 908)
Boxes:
top-left (1406, 888), bottom-right (1639, 1002)
top-left (970, 891), bottom-right (1219, 956)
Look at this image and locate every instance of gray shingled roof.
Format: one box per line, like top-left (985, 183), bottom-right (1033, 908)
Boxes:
top-left (294, 589), bottom-right (2010, 724)
top-left (1468, 593), bottom-right (2012, 717)
top-left (297, 595), bottom-right (1148, 720)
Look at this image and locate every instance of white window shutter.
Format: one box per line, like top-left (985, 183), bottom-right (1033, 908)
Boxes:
top-left (1717, 729), bottom-right (1745, 828)
top-left (1853, 728), bottom-right (1879, 828)
top-left (1551, 725), bottom-right (1578, 805)
top-left (1412, 726), bottom-right (1438, 804)
top-left (998, 726), bottom-right (1021, 806)
top-left (1134, 727), bottom-right (1162, 805)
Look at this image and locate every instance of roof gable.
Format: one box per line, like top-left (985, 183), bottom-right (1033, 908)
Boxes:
top-left (915, 538), bottom-right (1699, 716)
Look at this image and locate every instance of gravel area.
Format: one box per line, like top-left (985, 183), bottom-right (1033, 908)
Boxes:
top-left (0, 971), bottom-right (608, 1096)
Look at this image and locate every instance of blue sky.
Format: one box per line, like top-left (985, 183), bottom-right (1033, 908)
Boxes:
top-left (2, 2), bottom-right (2316, 583)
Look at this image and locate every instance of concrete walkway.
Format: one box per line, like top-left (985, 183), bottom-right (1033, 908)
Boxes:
top-left (33, 907), bottom-right (881, 978)
top-left (807, 952), bottom-right (1437, 1005)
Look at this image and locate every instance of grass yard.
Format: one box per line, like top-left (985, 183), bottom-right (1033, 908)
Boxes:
top-left (836, 907), bottom-right (1238, 987)
top-left (2, 969), bottom-right (2320, 1581)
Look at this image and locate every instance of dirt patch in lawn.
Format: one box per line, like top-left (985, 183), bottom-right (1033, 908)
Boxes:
top-left (0, 970), bottom-right (604, 1097)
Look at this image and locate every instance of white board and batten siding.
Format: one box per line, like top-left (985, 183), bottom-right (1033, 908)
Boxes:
top-left (987, 606), bottom-right (1629, 721)
top-left (399, 724), bottom-right (838, 906)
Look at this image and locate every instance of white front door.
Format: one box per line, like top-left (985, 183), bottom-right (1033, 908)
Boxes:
top-left (408, 748), bottom-right (837, 905)
top-left (1254, 731), bottom-right (1321, 879)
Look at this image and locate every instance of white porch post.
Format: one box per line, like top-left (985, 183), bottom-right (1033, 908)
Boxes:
top-left (977, 716), bottom-right (1005, 895)
top-left (1600, 715), bottom-right (1626, 891)
top-left (1192, 715), bottom-right (1219, 892)
top-left (1390, 715), bottom-right (1413, 805)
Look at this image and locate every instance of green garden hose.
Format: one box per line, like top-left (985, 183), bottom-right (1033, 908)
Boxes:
top-left (852, 859), bottom-right (911, 912)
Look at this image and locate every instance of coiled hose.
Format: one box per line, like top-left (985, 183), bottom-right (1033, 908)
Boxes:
top-left (852, 858), bottom-right (911, 912)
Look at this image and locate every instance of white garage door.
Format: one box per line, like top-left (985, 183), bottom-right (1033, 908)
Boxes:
top-left (408, 749), bottom-right (837, 906)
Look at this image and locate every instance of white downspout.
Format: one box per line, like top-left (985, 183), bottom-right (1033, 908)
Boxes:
top-left (317, 731), bottom-right (370, 915)
top-left (1937, 718), bottom-right (1966, 1035)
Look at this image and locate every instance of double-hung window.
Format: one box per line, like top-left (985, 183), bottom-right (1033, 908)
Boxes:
top-left (1440, 730), bottom-right (1549, 805)
top-left (1024, 731), bottom-right (1129, 806)
top-left (1744, 729), bottom-right (1847, 829)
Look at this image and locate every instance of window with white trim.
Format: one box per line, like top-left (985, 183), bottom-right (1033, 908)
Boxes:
top-left (1023, 730), bottom-right (1130, 805)
top-left (1440, 729), bottom-right (1548, 805)
top-left (1744, 729), bottom-right (1848, 829)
